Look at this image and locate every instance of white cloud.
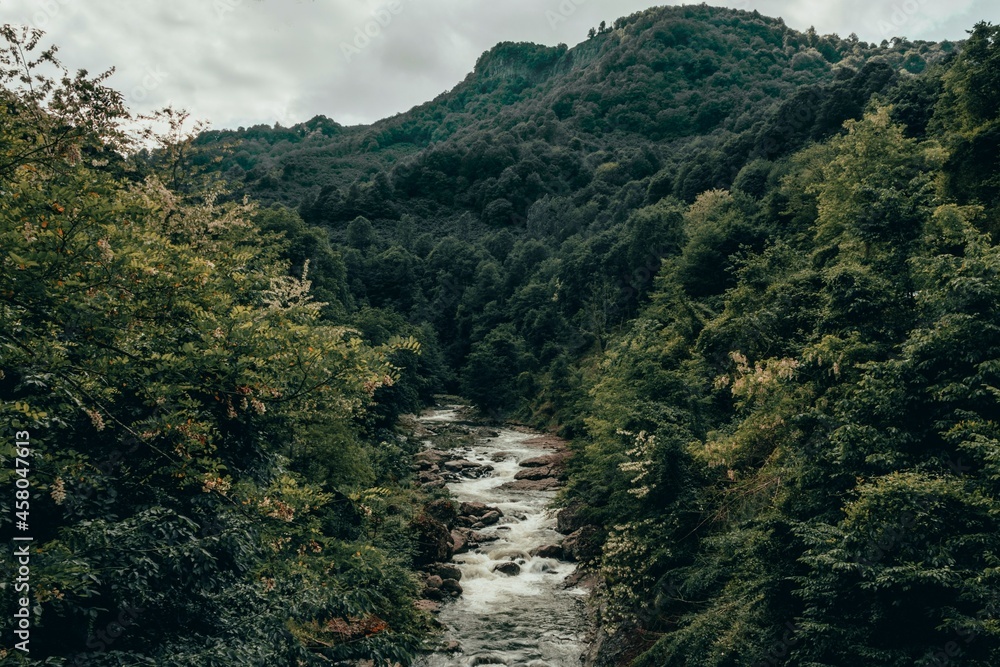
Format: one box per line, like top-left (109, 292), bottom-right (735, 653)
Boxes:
top-left (1, 0), bottom-right (997, 130)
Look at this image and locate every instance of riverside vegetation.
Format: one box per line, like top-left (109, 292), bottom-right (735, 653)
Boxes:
top-left (3, 4), bottom-right (1000, 665)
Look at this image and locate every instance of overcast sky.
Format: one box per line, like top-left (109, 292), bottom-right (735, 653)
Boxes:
top-left (1, 0), bottom-right (997, 130)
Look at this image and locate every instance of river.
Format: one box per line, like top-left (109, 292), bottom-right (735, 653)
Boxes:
top-left (414, 406), bottom-right (588, 667)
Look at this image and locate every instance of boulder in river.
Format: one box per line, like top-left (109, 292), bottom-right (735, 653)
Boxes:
top-left (499, 478), bottom-right (560, 491)
top-left (476, 510), bottom-right (503, 527)
top-left (439, 578), bottom-right (463, 597)
top-left (519, 454), bottom-right (558, 468)
top-left (461, 464), bottom-right (494, 479)
top-left (450, 529), bottom-right (469, 554)
top-left (459, 501), bottom-right (502, 518)
top-left (530, 544), bottom-right (564, 559)
top-left (423, 574), bottom-right (446, 601)
top-left (492, 561), bottom-right (521, 576)
top-left (514, 466), bottom-right (554, 481)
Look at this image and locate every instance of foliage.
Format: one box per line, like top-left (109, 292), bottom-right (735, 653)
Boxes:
top-left (569, 66), bottom-right (1000, 667)
top-left (0, 28), bottom-right (430, 666)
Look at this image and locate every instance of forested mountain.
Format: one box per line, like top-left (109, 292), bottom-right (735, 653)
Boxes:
top-left (183, 4), bottom-right (955, 421)
top-left (4, 3), bottom-right (1000, 666)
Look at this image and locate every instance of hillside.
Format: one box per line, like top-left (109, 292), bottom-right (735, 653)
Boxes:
top-left (182, 5), bottom-right (955, 413)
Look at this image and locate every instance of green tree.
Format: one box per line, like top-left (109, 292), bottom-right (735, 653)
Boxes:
top-left (0, 29), bottom-right (427, 666)
top-left (460, 324), bottom-right (530, 415)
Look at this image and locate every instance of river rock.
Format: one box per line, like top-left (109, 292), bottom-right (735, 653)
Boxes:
top-left (444, 459), bottom-right (481, 472)
top-left (459, 501), bottom-right (493, 517)
top-left (419, 471), bottom-right (446, 489)
top-left (414, 449), bottom-right (446, 466)
top-left (556, 501), bottom-right (587, 534)
top-left (412, 514), bottom-right (453, 565)
top-left (514, 466), bottom-right (554, 481)
top-left (492, 561), bottom-right (521, 576)
top-left (562, 525), bottom-right (602, 562)
top-left (531, 544), bottom-right (564, 559)
top-left (461, 464), bottom-right (494, 479)
top-left (474, 510), bottom-right (503, 528)
top-left (429, 563), bottom-right (463, 581)
top-left (443, 640), bottom-right (461, 652)
top-left (519, 454), bottom-right (557, 468)
top-left (440, 423), bottom-right (472, 436)
top-left (500, 478), bottom-right (560, 491)
top-left (424, 499), bottom-right (458, 526)
top-left (423, 574), bottom-right (446, 601)
top-left (439, 578), bottom-right (463, 596)
top-left (459, 501), bottom-right (481, 514)
top-left (409, 420), bottom-right (437, 439)
top-left (450, 529), bottom-right (469, 554)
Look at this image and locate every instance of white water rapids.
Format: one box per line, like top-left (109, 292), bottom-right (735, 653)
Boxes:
top-left (415, 407), bottom-right (587, 667)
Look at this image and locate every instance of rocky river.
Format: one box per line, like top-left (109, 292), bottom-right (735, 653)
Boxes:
top-left (412, 405), bottom-right (590, 667)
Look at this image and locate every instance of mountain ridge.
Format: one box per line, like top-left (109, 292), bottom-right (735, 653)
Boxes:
top-left (190, 3), bottom-right (950, 211)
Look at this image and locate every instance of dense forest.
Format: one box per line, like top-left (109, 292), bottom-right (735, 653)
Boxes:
top-left (3, 3), bottom-right (1000, 665)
